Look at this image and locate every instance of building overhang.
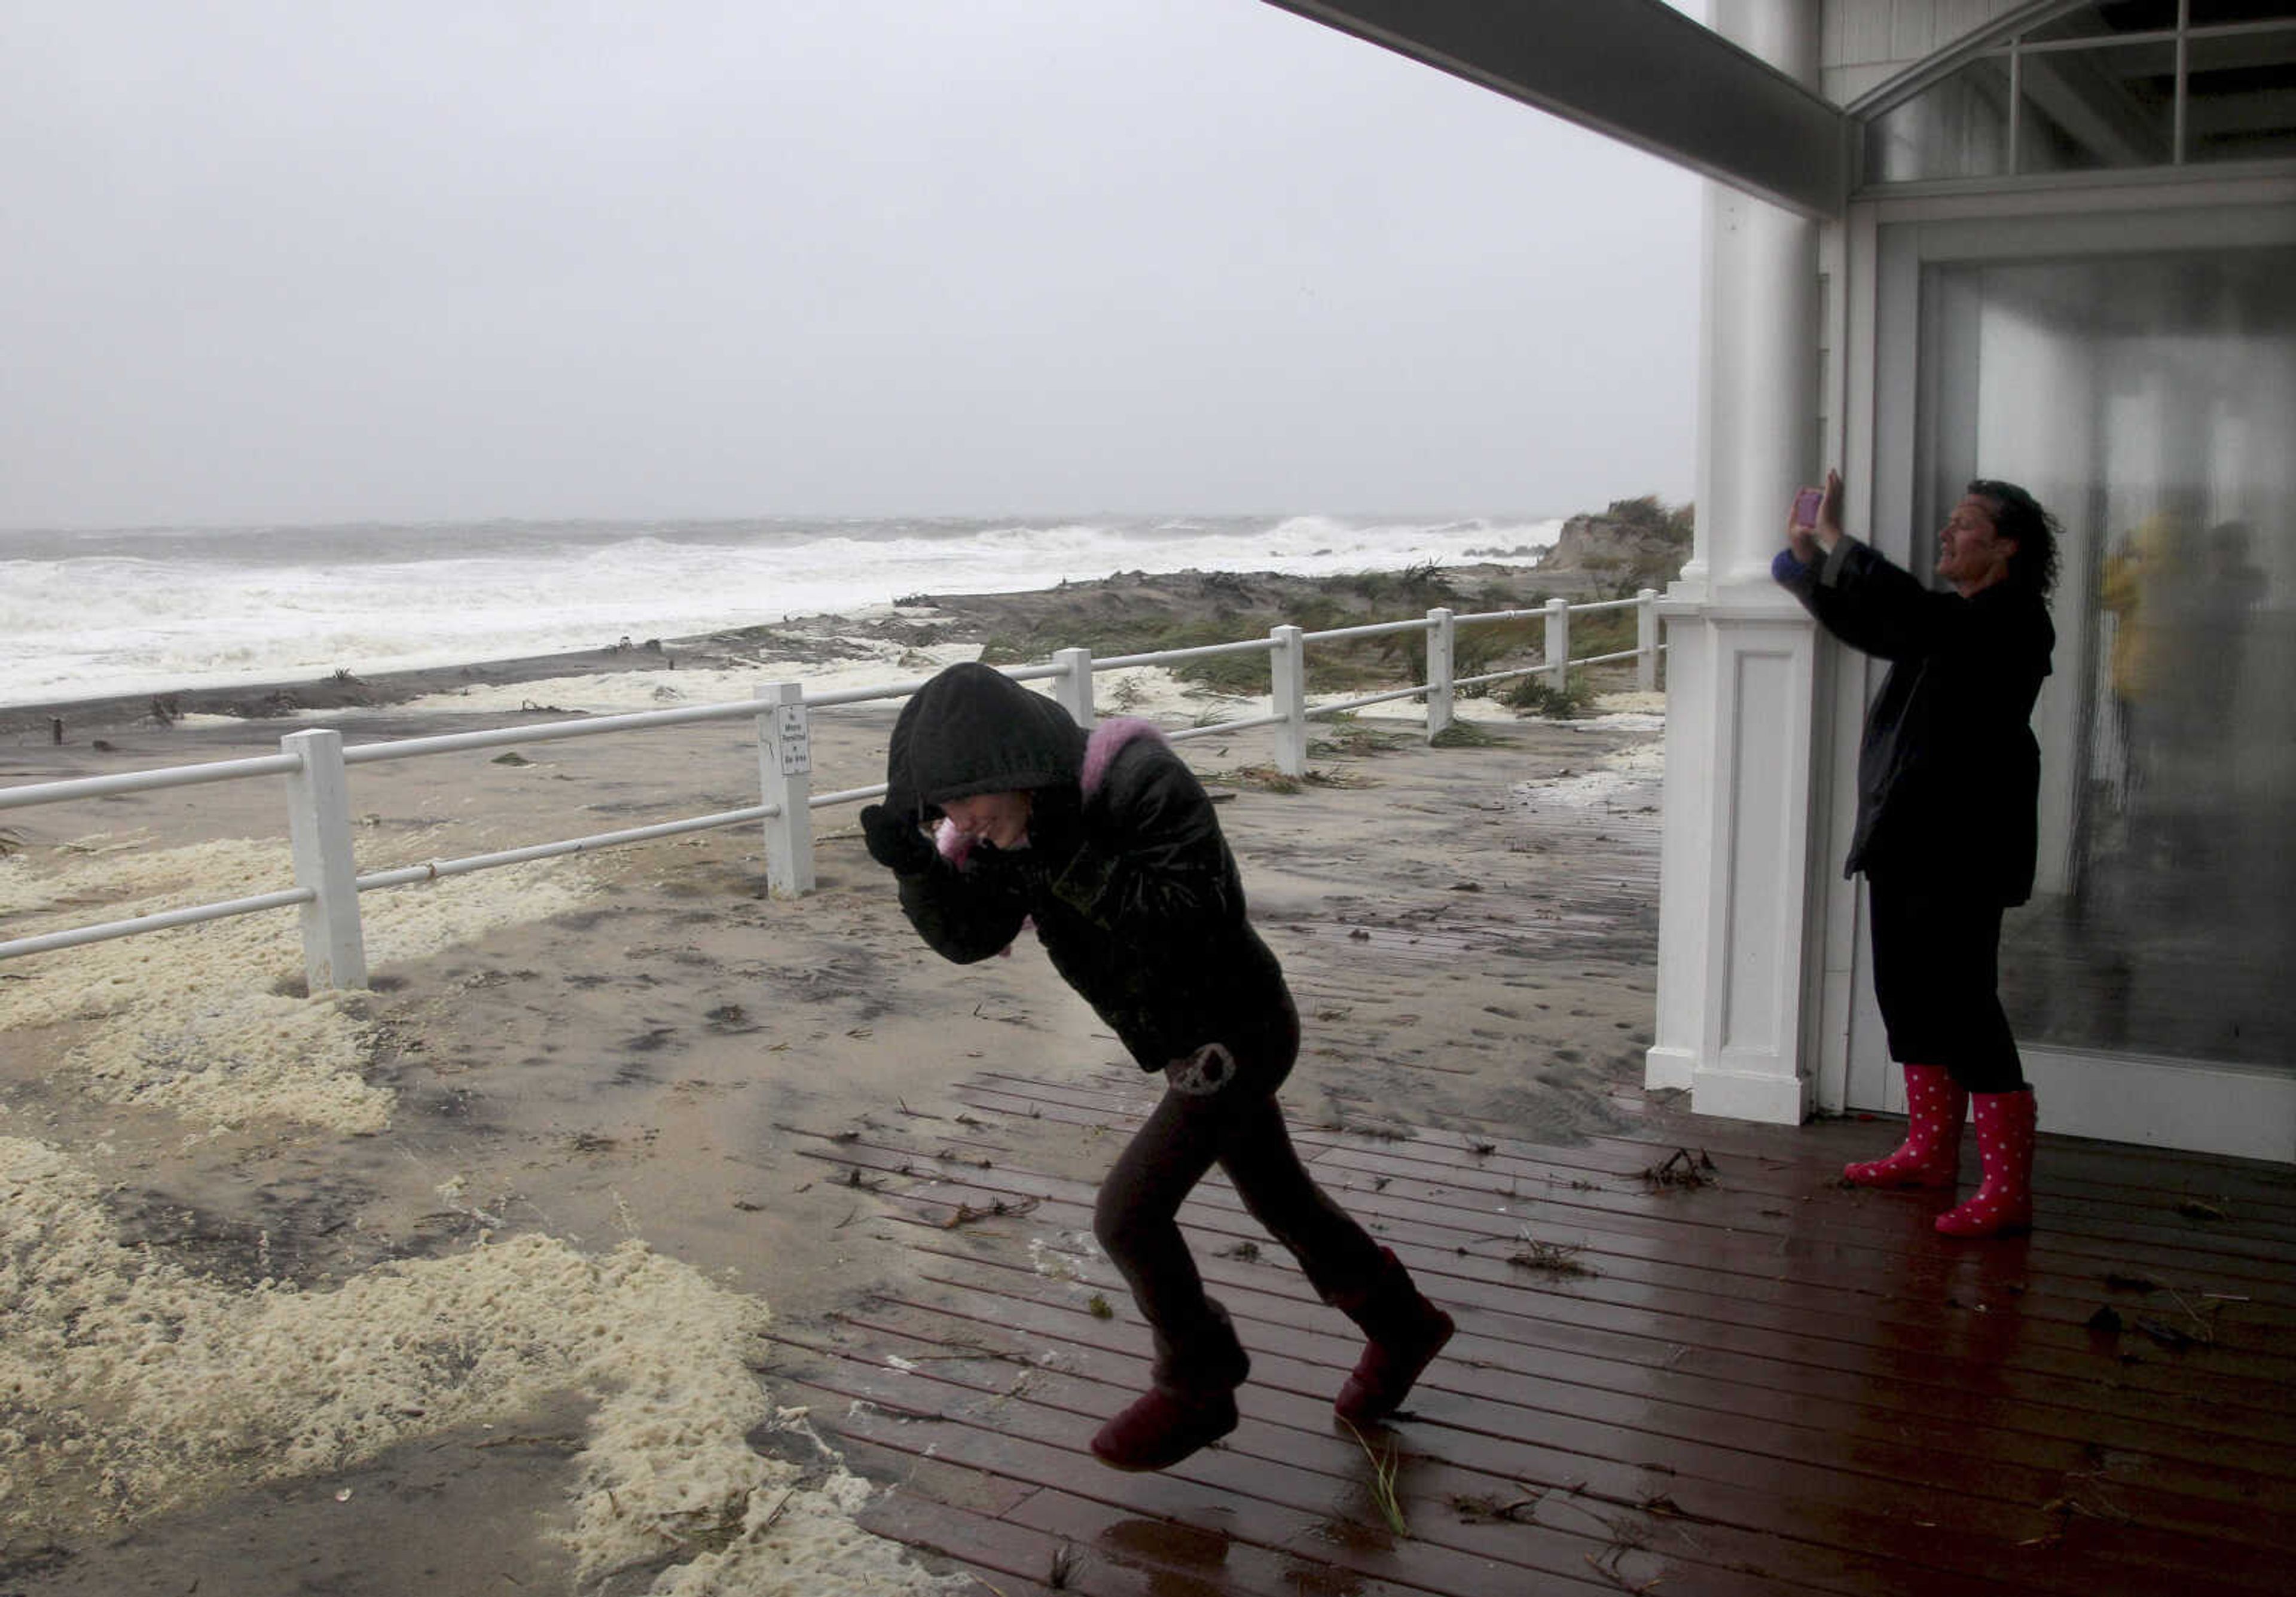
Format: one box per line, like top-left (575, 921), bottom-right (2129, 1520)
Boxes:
top-left (1261, 0), bottom-right (1852, 218)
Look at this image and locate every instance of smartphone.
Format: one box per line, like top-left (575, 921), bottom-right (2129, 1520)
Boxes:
top-left (1790, 486), bottom-right (1824, 532)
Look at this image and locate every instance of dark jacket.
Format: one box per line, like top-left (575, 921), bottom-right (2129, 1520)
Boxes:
top-left (1775, 539), bottom-right (2054, 905)
top-left (884, 662), bottom-right (1291, 1070)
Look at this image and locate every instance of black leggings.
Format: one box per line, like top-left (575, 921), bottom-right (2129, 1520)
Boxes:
top-left (1867, 872), bottom-right (2027, 1094)
top-left (1093, 999), bottom-right (1384, 1384)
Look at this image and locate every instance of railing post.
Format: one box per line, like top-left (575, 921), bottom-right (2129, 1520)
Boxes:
top-left (1053, 646), bottom-right (1094, 726)
top-left (1269, 624), bottom-right (1307, 778)
top-left (756, 681), bottom-right (814, 898)
top-left (1425, 607), bottom-right (1455, 740)
top-left (1544, 597), bottom-right (1571, 694)
top-left (1636, 588), bottom-right (1660, 692)
top-left (282, 728), bottom-right (367, 991)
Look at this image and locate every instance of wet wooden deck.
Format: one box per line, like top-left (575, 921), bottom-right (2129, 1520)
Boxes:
top-left (760, 1065), bottom-right (2296, 1597)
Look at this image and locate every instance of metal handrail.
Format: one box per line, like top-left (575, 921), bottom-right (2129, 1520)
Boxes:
top-left (1, 590), bottom-right (1666, 982)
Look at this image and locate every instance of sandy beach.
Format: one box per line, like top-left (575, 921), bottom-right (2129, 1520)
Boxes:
top-left (0, 569), bottom-right (1666, 1595)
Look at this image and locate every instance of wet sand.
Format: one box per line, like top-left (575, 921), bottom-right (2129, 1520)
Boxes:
top-left (0, 576), bottom-right (1664, 1595)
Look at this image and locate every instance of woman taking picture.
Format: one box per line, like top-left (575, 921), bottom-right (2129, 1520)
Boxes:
top-left (1774, 471), bottom-right (2059, 1238)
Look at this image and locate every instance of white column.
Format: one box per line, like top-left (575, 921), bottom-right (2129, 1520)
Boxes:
top-left (1543, 598), bottom-right (1570, 692)
top-left (282, 728), bottom-right (367, 991)
top-left (1646, 0), bottom-right (1825, 1124)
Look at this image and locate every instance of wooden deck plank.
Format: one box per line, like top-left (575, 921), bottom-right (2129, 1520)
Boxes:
top-left (802, 1127), bottom-right (2296, 1477)
top-left (862, 1232), bottom-right (2293, 1555)
top-left (775, 1066), bottom-right (2296, 1597)
top-left (802, 1126), bottom-right (2296, 1421)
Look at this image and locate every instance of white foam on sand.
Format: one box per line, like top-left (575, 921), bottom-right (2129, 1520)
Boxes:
top-left (0, 1138), bottom-right (964, 1596)
top-left (170, 638), bottom-right (990, 727)
top-left (1, 833), bottom-right (595, 1132)
top-left (1511, 734), bottom-right (1667, 811)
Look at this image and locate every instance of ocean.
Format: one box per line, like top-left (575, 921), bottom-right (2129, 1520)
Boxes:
top-left (0, 512), bottom-right (1562, 709)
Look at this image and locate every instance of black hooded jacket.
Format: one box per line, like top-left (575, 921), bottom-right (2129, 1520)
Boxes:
top-left (882, 662), bottom-right (1290, 1070)
top-left (1776, 538), bottom-right (2054, 905)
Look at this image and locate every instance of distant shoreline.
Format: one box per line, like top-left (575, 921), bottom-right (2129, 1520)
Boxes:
top-left (3, 560), bottom-right (1583, 742)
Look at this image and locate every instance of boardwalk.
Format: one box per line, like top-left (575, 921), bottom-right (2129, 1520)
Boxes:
top-left (764, 1064), bottom-right (2295, 1597)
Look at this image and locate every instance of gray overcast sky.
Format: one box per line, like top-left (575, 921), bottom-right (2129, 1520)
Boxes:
top-left (1, 1), bottom-right (1709, 528)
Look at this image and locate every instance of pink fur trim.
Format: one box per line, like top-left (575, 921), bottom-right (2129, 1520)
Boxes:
top-left (935, 817), bottom-right (975, 869)
top-left (1082, 717), bottom-right (1166, 798)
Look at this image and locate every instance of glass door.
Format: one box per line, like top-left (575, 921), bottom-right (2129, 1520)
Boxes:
top-left (1868, 199), bottom-right (2296, 1156)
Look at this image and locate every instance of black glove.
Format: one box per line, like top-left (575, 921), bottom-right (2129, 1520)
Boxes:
top-left (859, 804), bottom-right (936, 875)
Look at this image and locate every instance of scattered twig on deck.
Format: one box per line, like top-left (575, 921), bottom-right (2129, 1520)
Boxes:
top-left (1642, 1147), bottom-right (1717, 1190)
top-left (1450, 1486), bottom-right (1547, 1523)
top-left (1508, 1235), bottom-right (1596, 1278)
top-left (942, 1196), bottom-right (1040, 1229)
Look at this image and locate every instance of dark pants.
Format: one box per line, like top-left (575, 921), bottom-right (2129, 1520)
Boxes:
top-left (1868, 872), bottom-right (2027, 1094)
top-left (1093, 997), bottom-right (1384, 1387)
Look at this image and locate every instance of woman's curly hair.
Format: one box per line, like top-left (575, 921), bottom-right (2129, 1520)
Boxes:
top-left (1968, 478), bottom-right (2061, 600)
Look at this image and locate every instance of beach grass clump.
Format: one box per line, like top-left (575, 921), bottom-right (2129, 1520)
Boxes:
top-left (1332, 560), bottom-right (1458, 610)
top-left (1208, 763), bottom-right (1369, 794)
top-left (1428, 721), bottom-right (1509, 749)
top-left (1570, 604), bottom-right (1639, 662)
top-left (1308, 716), bottom-right (1413, 758)
top-left (1501, 671), bottom-right (1597, 720)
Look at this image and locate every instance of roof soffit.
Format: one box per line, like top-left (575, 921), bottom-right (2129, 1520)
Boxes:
top-left (1260, 0), bottom-right (1853, 218)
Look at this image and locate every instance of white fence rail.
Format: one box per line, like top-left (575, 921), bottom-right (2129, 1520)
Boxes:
top-left (2, 590), bottom-right (1663, 989)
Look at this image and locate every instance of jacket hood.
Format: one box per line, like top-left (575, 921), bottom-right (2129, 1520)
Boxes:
top-left (886, 661), bottom-right (1088, 819)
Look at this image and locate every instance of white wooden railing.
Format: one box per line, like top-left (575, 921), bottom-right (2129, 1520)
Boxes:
top-left (1, 591), bottom-right (1662, 990)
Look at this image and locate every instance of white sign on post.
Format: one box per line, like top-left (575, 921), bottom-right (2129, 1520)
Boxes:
top-left (777, 704), bottom-right (812, 775)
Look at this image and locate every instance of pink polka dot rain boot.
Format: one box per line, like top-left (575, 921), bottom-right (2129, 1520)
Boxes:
top-left (1935, 1088), bottom-right (2037, 1238)
top-left (1843, 1064), bottom-right (1965, 1189)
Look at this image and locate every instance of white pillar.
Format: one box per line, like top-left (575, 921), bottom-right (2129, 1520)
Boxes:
top-left (1543, 597), bottom-right (1570, 692)
top-left (756, 682), bottom-right (815, 898)
top-left (282, 728), bottom-right (366, 991)
top-left (1425, 607), bottom-right (1455, 739)
top-left (1646, 0), bottom-right (1825, 1124)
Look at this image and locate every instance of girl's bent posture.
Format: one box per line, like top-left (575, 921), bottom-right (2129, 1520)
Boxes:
top-left (860, 662), bottom-right (1454, 1471)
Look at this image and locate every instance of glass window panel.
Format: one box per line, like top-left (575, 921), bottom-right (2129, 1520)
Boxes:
top-left (1918, 249), bottom-right (2296, 1073)
top-left (2017, 41), bottom-right (2179, 171)
top-left (2186, 27), bottom-right (2296, 162)
top-left (2026, 1), bottom-right (2181, 43)
top-left (1864, 56), bottom-right (2012, 182)
top-left (2190, 1), bottom-right (2296, 25)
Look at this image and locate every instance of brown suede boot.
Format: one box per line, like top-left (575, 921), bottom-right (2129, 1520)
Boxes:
top-left (1089, 1303), bottom-right (1249, 1472)
top-left (1089, 1384), bottom-right (1241, 1473)
top-left (1332, 1247), bottom-right (1455, 1425)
